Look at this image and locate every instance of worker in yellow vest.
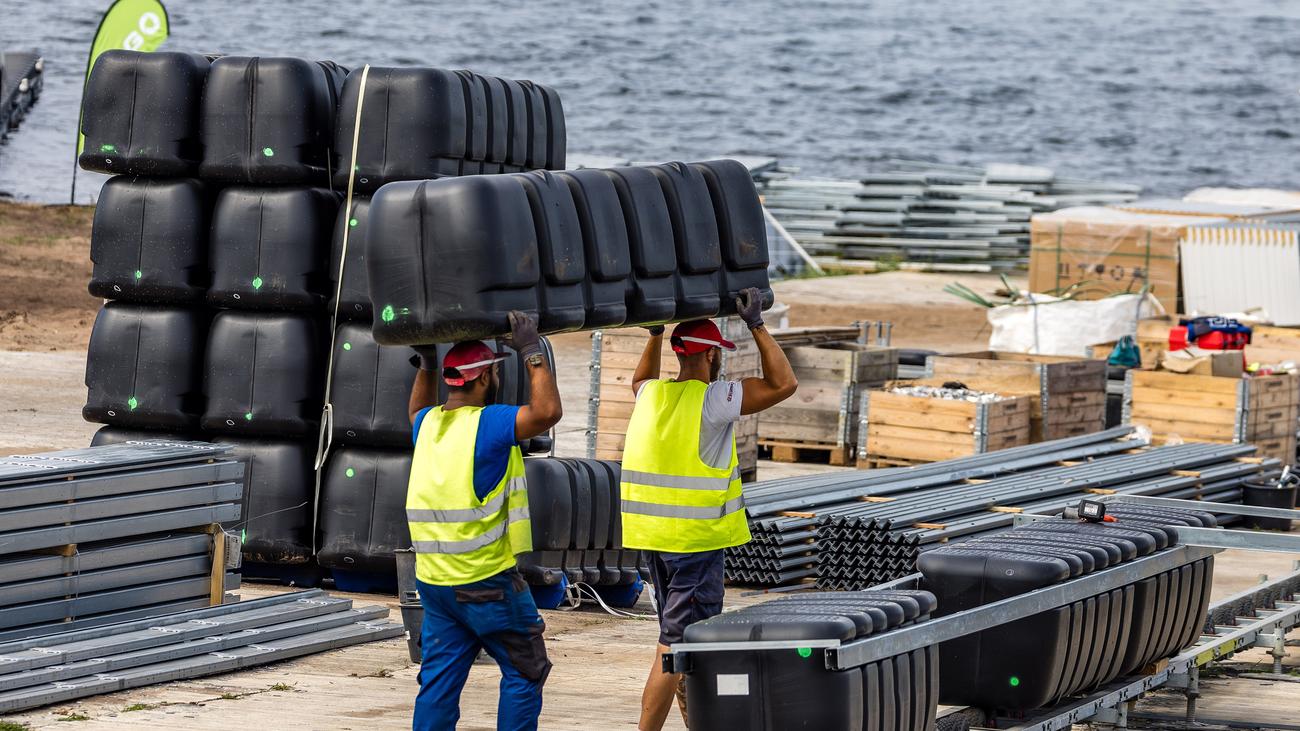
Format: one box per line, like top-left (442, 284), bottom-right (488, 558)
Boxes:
top-left (622, 288), bottom-right (798, 731)
top-left (407, 311), bottom-right (562, 731)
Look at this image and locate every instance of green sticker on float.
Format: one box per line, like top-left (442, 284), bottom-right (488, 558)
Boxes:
top-left (127, 396), bottom-right (138, 410)
top-left (342, 342), bottom-right (352, 351)
top-left (262, 147), bottom-right (275, 157)
top-left (251, 276), bottom-right (263, 290)
top-left (380, 305), bottom-right (395, 322)
top-left (133, 269), bottom-right (143, 280)
top-left (244, 412), bottom-right (253, 421)
top-left (345, 468), bottom-right (355, 478)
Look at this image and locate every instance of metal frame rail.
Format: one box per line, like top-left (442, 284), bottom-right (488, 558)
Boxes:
top-left (666, 545), bottom-right (1220, 673)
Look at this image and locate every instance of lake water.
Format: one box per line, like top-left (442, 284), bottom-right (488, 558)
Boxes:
top-left (2, 0), bottom-right (1299, 202)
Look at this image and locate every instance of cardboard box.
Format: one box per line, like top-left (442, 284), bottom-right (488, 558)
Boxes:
top-left (1029, 207), bottom-right (1226, 314)
top-left (1159, 348), bottom-right (1244, 378)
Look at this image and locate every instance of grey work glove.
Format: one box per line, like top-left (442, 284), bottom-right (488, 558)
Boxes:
top-left (644, 325), bottom-right (665, 336)
top-left (735, 287), bottom-right (764, 330)
top-left (410, 344), bottom-right (440, 371)
top-left (503, 311), bottom-right (543, 359)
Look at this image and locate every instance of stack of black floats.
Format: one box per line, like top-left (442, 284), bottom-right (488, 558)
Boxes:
top-left (0, 442), bottom-right (242, 641)
top-left (732, 428), bottom-right (1272, 588)
top-left (517, 457), bottom-right (646, 608)
top-left (78, 49), bottom-right (563, 582)
top-left (682, 590), bottom-right (938, 731)
top-left (920, 508), bottom-right (1215, 714)
top-left (366, 158), bottom-right (773, 345)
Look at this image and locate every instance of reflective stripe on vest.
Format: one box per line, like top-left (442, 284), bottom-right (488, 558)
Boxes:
top-left (406, 477), bottom-right (529, 523)
top-left (406, 406), bottom-right (531, 586)
top-left (618, 379), bottom-right (752, 553)
top-left (620, 468), bottom-right (741, 491)
top-left (621, 495), bottom-right (746, 521)
top-left (410, 506), bottom-right (532, 554)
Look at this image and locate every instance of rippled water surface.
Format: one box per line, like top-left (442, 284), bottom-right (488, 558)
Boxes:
top-left (2, 0), bottom-right (1299, 201)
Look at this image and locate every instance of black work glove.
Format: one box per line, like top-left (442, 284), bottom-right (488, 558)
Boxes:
top-left (503, 311), bottom-right (542, 359)
top-left (409, 344), bottom-right (439, 371)
top-left (736, 287), bottom-right (764, 330)
top-left (644, 325), bottom-right (665, 336)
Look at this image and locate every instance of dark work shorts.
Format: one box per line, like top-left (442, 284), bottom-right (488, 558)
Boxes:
top-left (646, 549), bottom-right (726, 646)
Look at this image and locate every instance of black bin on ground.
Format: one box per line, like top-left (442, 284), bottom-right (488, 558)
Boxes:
top-left (214, 438), bottom-right (315, 567)
top-left (207, 186), bottom-right (340, 311)
top-left (681, 590), bottom-right (938, 731)
top-left (329, 196), bottom-right (374, 321)
top-left (317, 447), bottom-right (412, 590)
top-left (79, 50), bottom-right (209, 177)
top-left (329, 323), bottom-right (417, 447)
top-left (84, 303), bottom-right (208, 430)
top-left (199, 56), bottom-right (345, 185)
top-left (89, 176), bottom-right (210, 304)
top-left (202, 311), bottom-right (323, 437)
top-left (919, 510), bottom-right (1216, 714)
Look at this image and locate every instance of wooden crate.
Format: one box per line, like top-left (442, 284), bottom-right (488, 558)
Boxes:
top-left (858, 388), bottom-right (1033, 465)
top-left (1124, 370), bottom-right (1300, 463)
top-left (757, 343), bottom-right (896, 460)
top-left (589, 320), bottom-right (759, 478)
top-left (925, 351), bottom-right (1107, 442)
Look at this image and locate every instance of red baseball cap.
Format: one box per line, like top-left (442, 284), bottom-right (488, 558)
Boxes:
top-left (442, 341), bottom-right (509, 386)
top-left (670, 320), bottom-right (737, 355)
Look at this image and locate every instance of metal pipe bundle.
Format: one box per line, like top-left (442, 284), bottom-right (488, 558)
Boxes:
top-left (730, 430), bottom-right (1272, 588)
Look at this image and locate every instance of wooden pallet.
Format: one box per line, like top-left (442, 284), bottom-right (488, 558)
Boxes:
top-left (856, 455), bottom-right (920, 470)
top-left (760, 439), bottom-right (854, 466)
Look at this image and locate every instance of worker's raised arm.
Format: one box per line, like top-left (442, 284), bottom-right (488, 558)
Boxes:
top-left (504, 311), bottom-right (563, 440)
top-left (735, 289), bottom-right (797, 416)
top-left (408, 348), bottom-right (441, 424)
top-left (631, 325), bottom-right (666, 396)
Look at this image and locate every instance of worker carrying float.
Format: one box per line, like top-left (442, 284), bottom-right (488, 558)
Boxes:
top-left (621, 288), bottom-right (798, 731)
top-left (406, 311), bottom-right (562, 731)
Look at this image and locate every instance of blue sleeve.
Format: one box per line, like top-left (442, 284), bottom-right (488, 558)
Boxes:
top-left (472, 405), bottom-right (522, 501)
top-left (411, 407), bottom-right (434, 446)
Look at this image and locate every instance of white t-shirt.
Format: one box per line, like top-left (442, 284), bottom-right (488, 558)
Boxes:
top-left (636, 380), bottom-right (743, 469)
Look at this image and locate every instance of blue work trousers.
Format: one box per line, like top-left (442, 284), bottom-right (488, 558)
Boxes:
top-left (413, 568), bottom-right (550, 731)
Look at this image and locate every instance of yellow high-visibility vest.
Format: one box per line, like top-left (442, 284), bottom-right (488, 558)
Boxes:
top-left (406, 406), bottom-right (531, 586)
top-left (620, 379), bottom-right (751, 552)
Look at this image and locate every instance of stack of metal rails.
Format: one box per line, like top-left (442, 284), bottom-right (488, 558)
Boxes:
top-left (729, 428), bottom-right (1273, 588)
top-left (0, 590), bottom-right (402, 714)
top-left (0, 441), bottom-right (245, 639)
top-left (757, 160), bottom-right (1140, 272)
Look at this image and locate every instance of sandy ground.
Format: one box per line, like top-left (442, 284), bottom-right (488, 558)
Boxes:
top-left (2, 200), bottom-right (1298, 728)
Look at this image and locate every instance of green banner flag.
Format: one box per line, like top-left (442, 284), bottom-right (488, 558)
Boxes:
top-left (76, 0), bottom-right (170, 155)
